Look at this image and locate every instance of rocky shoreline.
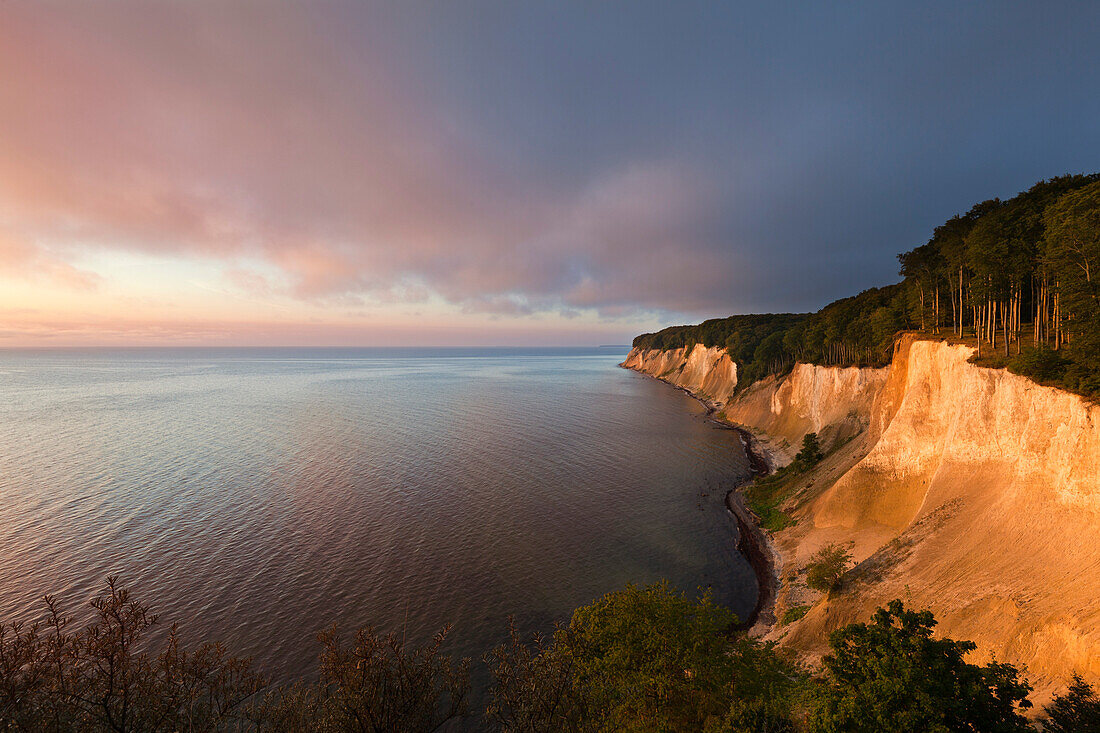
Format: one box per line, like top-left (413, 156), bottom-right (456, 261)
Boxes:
top-left (622, 340), bottom-right (1100, 698)
top-left (725, 427), bottom-right (780, 633)
top-left (622, 366), bottom-right (782, 634)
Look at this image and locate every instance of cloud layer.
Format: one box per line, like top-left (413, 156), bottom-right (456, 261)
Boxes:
top-left (2, 2), bottom-right (1100, 344)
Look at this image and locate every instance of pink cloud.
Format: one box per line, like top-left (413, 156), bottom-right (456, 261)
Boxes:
top-left (0, 231), bottom-right (101, 290)
top-left (222, 267), bottom-right (275, 297)
top-left (0, 314), bottom-right (634, 348)
top-left (0, 2), bottom-right (735, 324)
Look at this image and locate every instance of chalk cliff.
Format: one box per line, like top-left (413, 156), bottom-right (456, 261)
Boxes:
top-left (621, 335), bottom-right (1100, 700)
top-left (622, 344), bottom-right (739, 406)
top-left (622, 344), bottom-right (887, 463)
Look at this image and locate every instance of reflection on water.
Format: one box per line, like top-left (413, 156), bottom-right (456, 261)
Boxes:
top-left (0, 347), bottom-right (755, 697)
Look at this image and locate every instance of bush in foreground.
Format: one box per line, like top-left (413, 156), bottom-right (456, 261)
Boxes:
top-left (1040, 674), bottom-right (1100, 732)
top-left (0, 577), bottom-right (266, 731)
top-left (11, 579), bottom-right (1097, 732)
top-left (811, 600), bottom-right (1033, 732)
top-left (0, 578), bottom-right (468, 732)
top-left (486, 581), bottom-right (805, 732)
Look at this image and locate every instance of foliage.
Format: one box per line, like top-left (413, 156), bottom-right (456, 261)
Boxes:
top-left (633, 173), bottom-right (1100, 399)
top-left (740, 437), bottom-right (833, 533)
top-left (705, 637), bottom-right (805, 733)
top-left (1008, 345), bottom-right (1067, 383)
top-left (794, 433), bottom-right (823, 468)
top-left (0, 579), bottom-right (469, 732)
top-left (484, 618), bottom-right (586, 733)
top-left (811, 600), bottom-right (1033, 733)
top-left (11, 580), bottom-right (1100, 732)
top-left (633, 286), bottom-right (907, 392)
top-left (805, 544), bottom-right (852, 594)
top-left (1040, 673), bottom-right (1100, 732)
top-left (0, 577), bottom-right (267, 731)
top-left (313, 622), bottom-right (469, 732)
top-left (778, 606), bottom-right (809, 627)
top-left (486, 582), bottom-right (806, 733)
top-left (565, 581), bottom-right (740, 731)
top-left (742, 469), bottom-right (796, 532)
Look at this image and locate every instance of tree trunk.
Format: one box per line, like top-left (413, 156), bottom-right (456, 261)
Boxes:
top-left (918, 283), bottom-right (925, 331)
top-left (975, 304), bottom-right (981, 356)
top-left (946, 280), bottom-right (954, 338)
top-left (934, 285), bottom-right (940, 334)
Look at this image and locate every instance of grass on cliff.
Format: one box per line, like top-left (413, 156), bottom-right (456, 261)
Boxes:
top-left (744, 471), bottom-right (797, 531)
top-left (744, 433), bottom-right (824, 531)
top-left (779, 605), bottom-right (810, 626)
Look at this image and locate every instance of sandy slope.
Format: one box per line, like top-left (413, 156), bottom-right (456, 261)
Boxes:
top-left (622, 335), bottom-right (1100, 701)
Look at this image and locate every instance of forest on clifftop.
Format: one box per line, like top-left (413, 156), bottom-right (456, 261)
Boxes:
top-left (633, 174), bottom-right (1100, 398)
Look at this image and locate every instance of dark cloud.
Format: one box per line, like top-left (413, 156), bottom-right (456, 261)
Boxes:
top-left (2, 1), bottom-right (1099, 327)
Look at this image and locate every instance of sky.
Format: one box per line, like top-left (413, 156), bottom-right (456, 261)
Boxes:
top-left (2, 2), bottom-right (1100, 346)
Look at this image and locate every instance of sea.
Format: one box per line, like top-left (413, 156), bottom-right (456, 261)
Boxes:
top-left (0, 346), bottom-right (756, 700)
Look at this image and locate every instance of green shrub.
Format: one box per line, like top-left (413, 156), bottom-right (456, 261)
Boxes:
top-left (805, 544), bottom-right (852, 593)
top-left (779, 605), bottom-right (810, 626)
top-left (1008, 345), bottom-right (1067, 383)
top-left (565, 581), bottom-right (739, 730)
top-left (486, 581), bottom-right (807, 732)
top-left (743, 471), bottom-right (796, 531)
top-left (811, 600), bottom-right (1033, 732)
top-left (1041, 674), bottom-right (1100, 732)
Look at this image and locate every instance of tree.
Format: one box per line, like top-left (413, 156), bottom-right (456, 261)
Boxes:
top-left (1044, 182), bottom-right (1100, 362)
top-left (930, 214), bottom-right (977, 338)
top-left (706, 637), bottom-right (804, 733)
top-left (0, 580), bottom-right (471, 732)
top-left (484, 618), bottom-right (587, 733)
top-left (565, 581), bottom-right (739, 731)
top-left (0, 577), bottom-right (267, 732)
top-left (898, 242), bottom-right (944, 332)
top-left (794, 433), bottom-right (824, 468)
top-left (811, 600), bottom-right (1033, 733)
top-left (485, 582), bottom-right (805, 733)
top-left (315, 622), bottom-right (470, 732)
top-left (804, 544), bottom-right (851, 594)
top-left (1040, 674), bottom-right (1100, 732)
top-left (1008, 345), bottom-right (1067, 383)
top-left (633, 173), bottom-right (1100, 400)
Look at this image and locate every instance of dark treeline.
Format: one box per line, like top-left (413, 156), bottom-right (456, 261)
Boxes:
top-left (3, 580), bottom-right (1098, 732)
top-left (633, 287), bottom-right (904, 389)
top-left (634, 174), bottom-right (1100, 398)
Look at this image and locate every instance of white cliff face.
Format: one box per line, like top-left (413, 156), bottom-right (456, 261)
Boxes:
top-left (777, 364), bottom-right (888, 435)
top-left (622, 345), bottom-right (738, 405)
top-left (815, 337), bottom-right (1100, 529)
top-left (623, 335), bottom-right (1100, 699)
top-left (622, 345), bottom-right (886, 462)
top-left (794, 336), bottom-right (1100, 697)
top-left (723, 363), bottom-right (888, 462)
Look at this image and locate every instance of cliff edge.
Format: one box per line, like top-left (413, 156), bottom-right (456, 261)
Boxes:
top-left (621, 335), bottom-right (1100, 702)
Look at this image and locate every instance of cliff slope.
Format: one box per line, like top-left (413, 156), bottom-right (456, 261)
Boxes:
top-left (622, 344), bottom-right (739, 406)
top-left (621, 336), bottom-right (1100, 700)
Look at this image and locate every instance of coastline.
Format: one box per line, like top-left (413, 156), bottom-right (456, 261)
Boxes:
top-left (725, 428), bottom-right (780, 633)
top-left (623, 342), bottom-right (1100, 698)
top-left (621, 365), bottom-right (782, 634)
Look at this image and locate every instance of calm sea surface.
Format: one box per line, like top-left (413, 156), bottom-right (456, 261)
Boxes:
top-left (0, 347), bottom-right (755, 697)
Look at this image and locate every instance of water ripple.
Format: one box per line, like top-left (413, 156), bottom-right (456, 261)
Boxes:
top-left (0, 348), bottom-right (754, 701)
